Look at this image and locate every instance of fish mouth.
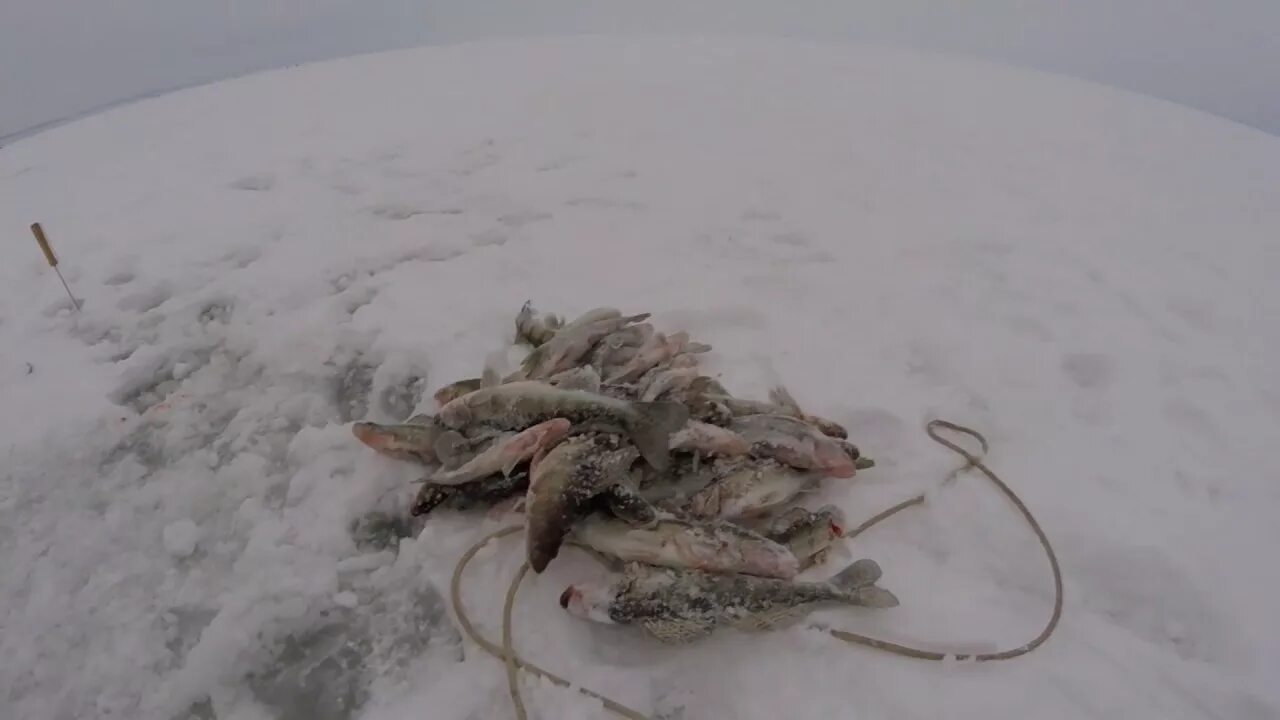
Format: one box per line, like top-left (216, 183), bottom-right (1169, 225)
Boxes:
top-left (830, 519), bottom-right (844, 537)
top-left (559, 586), bottom-right (577, 609)
top-left (351, 422), bottom-right (380, 444)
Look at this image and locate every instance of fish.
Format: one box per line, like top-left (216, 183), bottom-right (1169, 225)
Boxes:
top-left (560, 307), bottom-right (624, 331)
top-left (703, 387), bottom-right (847, 439)
top-left (571, 514), bottom-right (800, 579)
top-left (767, 385), bottom-right (848, 439)
top-left (525, 434), bottom-right (640, 572)
top-left (730, 414), bottom-right (856, 477)
top-left (434, 378), bottom-right (484, 408)
top-left (514, 301), bottom-right (564, 347)
top-left (630, 454), bottom-right (727, 507)
top-left (606, 331), bottom-right (689, 383)
top-left (351, 418), bottom-right (446, 464)
top-left (410, 471), bottom-right (530, 517)
top-left (547, 365), bottom-right (603, 393)
top-left (423, 418), bottom-right (571, 486)
top-left (437, 381), bottom-right (688, 470)
top-left (761, 505), bottom-right (846, 563)
top-left (639, 366), bottom-right (699, 402)
top-left (560, 558), bottom-right (899, 642)
top-left (685, 460), bottom-right (824, 520)
top-left (519, 314), bottom-right (650, 380)
top-left (669, 421), bottom-right (751, 457)
top-left (588, 323), bottom-right (656, 372)
top-left (597, 483), bottom-right (660, 527)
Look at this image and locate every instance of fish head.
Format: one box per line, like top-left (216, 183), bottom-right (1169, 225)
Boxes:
top-left (559, 583), bottom-right (617, 624)
top-left (433, 379), bottom-right (482, 408)
top-left (352, 422), bottom-right (437, 463)
top-left (812, 437), bottom-right (857, 478)
top-left (436, 398), bottom-right (473, 428)
top-left (532, 417), bottom-right (573, 447)
top-left (504, 418), bottom-right (572, 473)
top-left (821, 505), bottom-right (848, 538)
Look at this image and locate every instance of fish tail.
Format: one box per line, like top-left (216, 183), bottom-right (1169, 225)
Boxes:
top-left (829, 558), bottom-right (900, 608)
top-left (830, 558), bottom-right (882, 590)
top-left (848, 586), bottom-right (900, 608)
top-left (629, 401), bottom-right (690, 470)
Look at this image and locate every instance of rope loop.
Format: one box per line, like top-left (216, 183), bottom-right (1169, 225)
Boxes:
top-left (450, 419), bottom-right (1063, 718)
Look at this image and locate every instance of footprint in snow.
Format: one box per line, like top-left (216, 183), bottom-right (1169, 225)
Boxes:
top-left (1073, 544), bottom-right (1239, 666)
top-left (103, 270), bottom-right (135, 286)
top-left (1060, 353), bottom-right (1114, 391)
top-left (498, 210), bottom-right (552, 228)
top-left (229, 173), bottom-right (275, 192)
top-left (469, 229), bottom-right (508, 248)
top-left (116, 283), bottom-right (172, 314)
top-left (1004, 314), bottom-right (1055, 342)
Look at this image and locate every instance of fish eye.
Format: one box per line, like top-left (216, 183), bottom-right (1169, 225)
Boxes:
top-left (559, 587), bottom-right (574, 609)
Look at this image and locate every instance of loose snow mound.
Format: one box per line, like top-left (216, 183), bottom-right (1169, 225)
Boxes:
top-left (1, 36), bottom-right (1278, 720)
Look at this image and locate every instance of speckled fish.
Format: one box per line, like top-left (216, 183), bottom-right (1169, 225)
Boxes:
top-left (596, 483), bottom-right (660, 527)
top-left (685, 460), bottom-right (824, 520)
top-left (525, 434), bottom-right (640, 572)
top-left (547, 365), bottom-right (602, 393)
top-left (351, 418), bottom-right (446, 464)
top-left (669, 421), bottom-right (751, 457)
top-left (425, 418), bottom-right (570, 486)
top-left (730, 414), bottom-right (856, 477)
top-left (588, 323), bottom-right (655, 372)
top-left (703, 388), bottom-right (847, 439)
top-left (767, 385), bottom-right (848, 439)
top-left (762, 505), bottom-right (846, 563)
top-left (437, 381), bottom-right (687, 470)
top-left (519, 314), bottom-right (650, 380)
top-left (560, 558), bottom-right (899, 643)
top-left (410, 471), bottom-right (530, 517)
top-left (561, 307), bottom-right (624, 331)
top-left (514, 301), bottom-right (564, 347)
top-left (639, 366), bottom-right (699, 402)
top-left (606, 331), bottom-right (689, 383)
top-left (434, 378), bottom-right (484, 408)
top-left (571, 514), bottom-right (800, 579)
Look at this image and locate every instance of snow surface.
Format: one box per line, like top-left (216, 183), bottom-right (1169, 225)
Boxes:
top-left (2, 36), bottom-right (1279, 720)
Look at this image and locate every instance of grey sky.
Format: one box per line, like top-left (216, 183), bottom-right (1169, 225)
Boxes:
top-left (3, 0), bottom-right (1279, 141)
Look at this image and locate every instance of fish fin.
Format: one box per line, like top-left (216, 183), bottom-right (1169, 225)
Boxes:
top-left (768, 385), bottom-right (803, 414)
top-left (519, 346), bottom-right (546, 376)
top-left (625, 312), bottom-right (651, 324)
top-left (829, 558), bottom-right (883, 590)
top-left (433, 431), bottom-right (468, 468)
top-left (501, 457), bottom-right (522, 477)
top-left (515, 301), bottom-right (534, 343)
top-left (851, 586), bottom-right (900, 609)
top-left (855, 456), bottom-right (875, 470)
top-left (410, 483), bottom-right (454, 517)
top-left (642, 618), bottom-right (715, 644)
top-left (684, 342), bottom-right (713, 354)
top-left (629, 401), bottom-right (690, 470)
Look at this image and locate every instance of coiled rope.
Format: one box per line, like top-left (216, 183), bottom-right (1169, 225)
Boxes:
top-left (449, 419), bottom-right (1064, 719)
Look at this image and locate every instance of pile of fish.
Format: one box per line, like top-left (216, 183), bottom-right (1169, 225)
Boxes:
top-left (353, 303), bottom-right (898, 643)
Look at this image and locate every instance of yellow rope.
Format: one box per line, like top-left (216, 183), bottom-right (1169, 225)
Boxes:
top-left (449, 526), bottom-right (651, 720)
top-left (449, 419), bottom-right (1064, 718)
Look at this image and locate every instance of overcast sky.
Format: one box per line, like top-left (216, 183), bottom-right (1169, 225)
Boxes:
top-left (3, 0), bottom-right (1279, 141)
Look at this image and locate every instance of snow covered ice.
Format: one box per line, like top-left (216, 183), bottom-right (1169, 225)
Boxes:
top-left (2, 36), bottom-right (1279, 720)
